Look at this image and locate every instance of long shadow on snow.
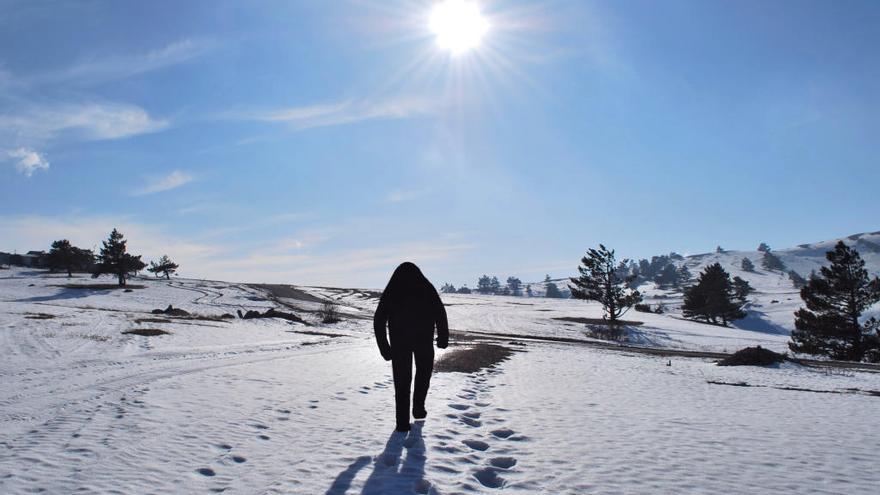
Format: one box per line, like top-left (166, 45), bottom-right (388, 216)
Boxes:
top-left (325, 422), bottom-right (430, 495)
top-left (729, 309), bottom-right (790, 335)
top-left (15, 287), bottom-right (110, 302)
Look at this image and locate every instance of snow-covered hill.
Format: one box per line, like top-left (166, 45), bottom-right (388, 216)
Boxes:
top-left (2, 261), bottom-right (879, 494)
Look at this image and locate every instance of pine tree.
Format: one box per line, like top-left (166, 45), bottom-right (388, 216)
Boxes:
top-left (476, 275), bottom-right (493, 294)
top-left (457, 285), bottom-right (472, 294)
top-left (92, 229), bottom-right (146, 286)
top-left (676, 265), bottom-right (692, 287)
top-left (716, 246), bottom-right (725, 253)
top-left (741, 257), bottom-right (755, 272)
top-left (440, 283), bottom-right (457, 294)
top-left (682, 263), bottom-right (746, 326)
top-left (489, 276), bottom-right (501, 295)
top-left (757, 242), bottom-right (771, 252)
top-left (789, 241), bottom-right (880, 362)
top-left (545, 280), bottom-right (563, 298)
top-left (147, 255), bottom-right (179, 280)
top-left (48, 239), bottom-right (94, 277)
top-left (506, 277), bottom-right (523, 296)
top-left (569, 245), bottom-right (641, 323)
top-left (525, 285), bottom-right (533, 297)
top-left (655, 263), bottom-right (679, 288)
top-left (732, 276), bottom-right (754, 305)
top-left (761, 251), bottom-right (785, 271)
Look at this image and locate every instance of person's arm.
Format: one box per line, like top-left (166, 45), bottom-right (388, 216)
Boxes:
top-left (434, 289), bottom-right (449, 349)
top-left (373, 297), bottom-right (392, 360)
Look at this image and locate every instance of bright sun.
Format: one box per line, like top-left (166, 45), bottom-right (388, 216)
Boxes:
top-left (429, 0), bottom-right (489, 55)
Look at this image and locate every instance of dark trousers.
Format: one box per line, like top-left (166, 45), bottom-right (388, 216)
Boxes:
top-left (391, 344), bottom-right (434, 427)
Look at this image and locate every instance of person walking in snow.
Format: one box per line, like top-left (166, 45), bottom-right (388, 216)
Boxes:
top-left (374, 262), bottom-right (449, 432)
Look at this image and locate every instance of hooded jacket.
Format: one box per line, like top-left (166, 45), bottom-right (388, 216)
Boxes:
top-left (374, 262), bottom-right (449, 356)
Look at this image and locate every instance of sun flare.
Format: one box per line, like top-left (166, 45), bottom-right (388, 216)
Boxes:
top-left (429, 0), bottom-right (489, 55)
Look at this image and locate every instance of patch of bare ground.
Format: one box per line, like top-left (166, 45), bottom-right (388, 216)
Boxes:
top-left (25, 313), bottom-right (57, 319)
top-left (250, 284), bottom-right (327, 304)
top-left (435, 343), bottom-right (516, 373)
top-left (122, 329), bottom-right (170, 337)
top-left (553, 316), bottom-right (643, 326)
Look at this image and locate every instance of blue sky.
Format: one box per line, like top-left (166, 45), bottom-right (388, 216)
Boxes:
top-left (1, 0), bottom-right (878, 287)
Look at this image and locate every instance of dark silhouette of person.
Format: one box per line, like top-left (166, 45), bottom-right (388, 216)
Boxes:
top-left (374, 262), bottom-right (448, 432)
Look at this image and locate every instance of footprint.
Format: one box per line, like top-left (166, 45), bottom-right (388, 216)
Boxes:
top-left (231, 456), bottom-right (246, 464)
top-left (196, 468), bottom-right (216, 477)
top-left (490, 457), bottom-right (517, 469)
top-left (463, 411), bottom-right (481, 419)
top-left (491, 428), bottom-right (514, 439)
top-left (460, 417), bottom-right (482, 428)
top-left (216, 444), bottom-right (233, 450)
top-left (462, 439), bottom-right (490, 451)
top-left (258, 434), bottom-right (270, 440)
top-left (474, 467), bottom-right (505, 488)
top-left (250, 424), bottom-right (269, 430)
top-left (475, 402), bottom-right (490, 407)
top-left (449, 404), bottom-right (470, 411)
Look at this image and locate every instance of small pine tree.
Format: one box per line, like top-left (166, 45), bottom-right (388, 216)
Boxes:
top-left (676, 265), bottom-right (692, 287)
top-left (526, 285), bottom-right (533, 297)
top-left (457, 285), bottom-right (472, 294)
top-left (682, 263), bottom-right (746, 326)
top-left (569, 245), bottom-right (641, 323)
top-left (147, 255), bottom-right (179, 280)
top-left (489, 276), bottom-right (501, 295)
top-left (476, 275), bottom-right (493, 294)
top-left (506, 277), bottom-right (523, 297)
top-left (761, 251), bottom-right (786, 272)
top-left (48, 239), bottom-right (94, 277)
top-left (440, 283), bottom-right (457, 294)
top-left (545, 280), bottom-right (563, 298)
top-left (741, 257), bottom-right (755, 272)
top-left (92, 229), bottom-right (146, 286)
top-left (732, 276), bottom-right (754, 305)
top-left (715, 246), bottom-right (725, 253)
top-left (789, 241), bottom-right (880, 362)
top-left (757, 242), bottom-right (771, 252)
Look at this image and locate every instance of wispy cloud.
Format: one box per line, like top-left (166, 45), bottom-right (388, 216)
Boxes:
top-left (132, 170), bottom-right (195, 196)
top-left (30, 39), bottom-right (212, 85)
top-left (384, 188), bottom-right (429, 203)
top-left (236, 95), bottom-right (439, 131)
top-left (0, 101), bottom-right (168, 143)
top-left (3, 147), bottom-right (49, 177)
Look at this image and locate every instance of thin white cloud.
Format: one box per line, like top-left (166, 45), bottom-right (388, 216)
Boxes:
top-left (237, 96), bottom-right (438, 130)
top-left (4, 147), bottom-right (49, 177)
top-left (132, 170), bottom-right (195, 196)
top-left (30, 39), bottom-right (212, 85)
top-left (384, 188), bottom-right (429, 204)
top-left (0, 214), bottom-right (473, 287)
top-left (0, 101), bottom-right (168, 143)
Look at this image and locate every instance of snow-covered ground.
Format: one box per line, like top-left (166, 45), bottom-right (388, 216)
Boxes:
top-left (1, 267), bottom-right (878, 494)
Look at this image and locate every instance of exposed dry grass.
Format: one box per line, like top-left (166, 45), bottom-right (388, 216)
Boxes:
top-left (25, 313), bottom-right (57, 320)
top-left (122, 328), bottom-right (169, 337)
top-left (435, 344), bottom-right (515, 374)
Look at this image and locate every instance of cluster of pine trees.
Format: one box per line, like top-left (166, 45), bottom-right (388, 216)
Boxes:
top-left (627, 253), bottom-right (691, 288)
top-left (44, 229), bottom-right (179, 286)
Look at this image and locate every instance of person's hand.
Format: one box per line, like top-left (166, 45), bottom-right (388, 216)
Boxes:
top-left (437, 337), bottom-right (448, 349)
top-left (380, 347), bottom-right (392, 361)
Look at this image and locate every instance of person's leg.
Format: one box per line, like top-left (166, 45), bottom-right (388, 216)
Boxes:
top-left (391, 346), bottom-right (413, 431)
top-left (411, 344), bottom-right (434, 418)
